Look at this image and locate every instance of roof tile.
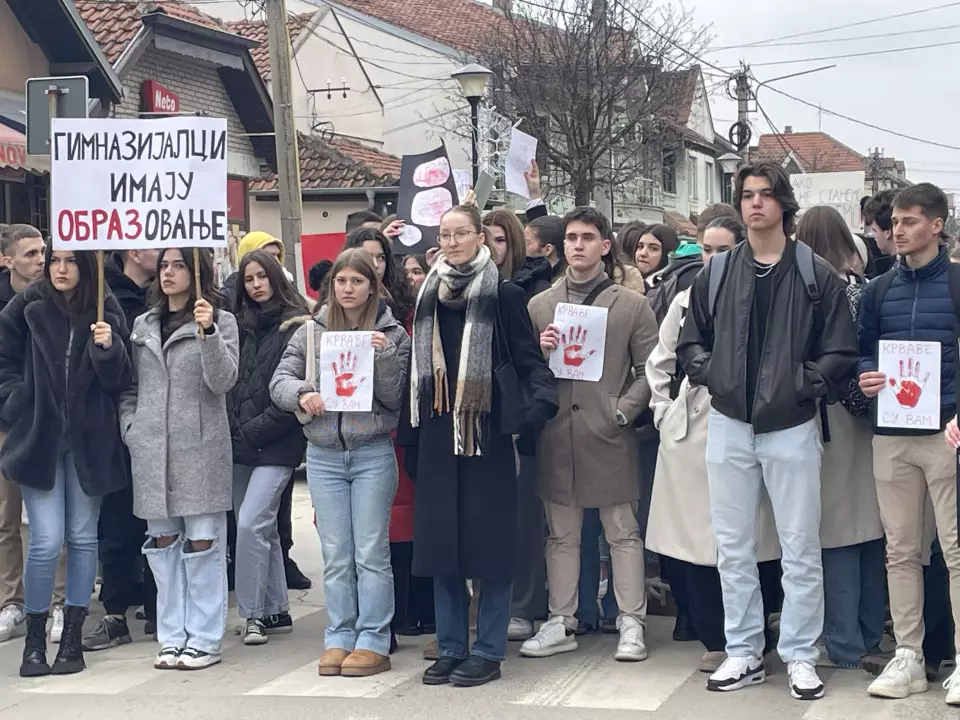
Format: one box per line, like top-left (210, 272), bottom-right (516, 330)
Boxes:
top-left (751, 131), bottom-right (866, 173)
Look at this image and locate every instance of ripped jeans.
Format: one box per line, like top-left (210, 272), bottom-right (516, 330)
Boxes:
top-left (143, 512), bottom-right (227, 654)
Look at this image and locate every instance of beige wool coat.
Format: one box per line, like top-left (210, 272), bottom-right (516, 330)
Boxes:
top-left (528, 275), bottom-right (659, 508)
top-left (645, 290), bottom-right (781, 566)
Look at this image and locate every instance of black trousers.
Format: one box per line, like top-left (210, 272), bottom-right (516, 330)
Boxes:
top-left (924, 549), bottom-right (956, 667)
top-left (682, 558), bottom-right (783, 654)
top-left (98, 482), bottom-right (156, 622)
top-left (511, 455), bottom-right (547, 620)
top-left (390, 541), bottom-right (435, 629)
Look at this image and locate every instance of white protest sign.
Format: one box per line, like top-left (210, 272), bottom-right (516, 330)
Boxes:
top-left (877, 340), bottom-right (941, 430)
top-left (453, 168), bottom-right (471, 203)
top-left (549, 303), bottom-right (608, 382)
top-left (51, 116), bottom-right (228, 250)
top-left (505, 127), bottom-right (537, 198)
top-left (790, 171), bottom-right (865, 232)
top-left (319, 331), bottom-right (375, 412)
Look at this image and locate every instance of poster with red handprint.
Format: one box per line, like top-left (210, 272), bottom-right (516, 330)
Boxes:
top-left (877, 340), bottom-right (940, 430)
top-left (319, 331), bottom-right (375, 412)
top-left (548, 303), bottom-right (608, 382)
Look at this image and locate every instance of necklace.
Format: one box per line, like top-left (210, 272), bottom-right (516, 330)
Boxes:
top-left (753, 253), bottom-right (783, 279)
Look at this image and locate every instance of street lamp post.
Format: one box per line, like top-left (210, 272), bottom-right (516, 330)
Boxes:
top-left (452, 64), bottom-right (493, 187)
top-left (718, 152), bottom-right (742, 205)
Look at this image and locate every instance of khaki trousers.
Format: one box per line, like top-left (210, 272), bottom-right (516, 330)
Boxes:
top-left (874, 433), bottom-right (960, 654)
top-left (544, 501), bottom-right (646, 629)
top-left (0, 431), bottom-right (66, 610)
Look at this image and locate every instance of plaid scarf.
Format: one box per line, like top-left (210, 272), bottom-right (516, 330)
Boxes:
top-left (410, 245), bottom-right (499, 456)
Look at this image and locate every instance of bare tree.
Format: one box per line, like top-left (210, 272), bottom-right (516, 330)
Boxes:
top-left (475, 0), bottom-right (712, 206)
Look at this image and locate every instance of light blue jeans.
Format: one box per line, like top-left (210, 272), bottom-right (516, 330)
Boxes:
top-left (21, 446), bottom-right (100, 614)
top-left (706, 411), bottom-right (824, 664)
top-left (307, 438), bottom-right (398, 656)
top-left (144, 513), bottom-right (227, 654)
top-left (233, 465), bottom-right (293, 619)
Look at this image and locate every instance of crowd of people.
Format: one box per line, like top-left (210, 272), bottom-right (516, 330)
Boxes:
top-left (0, 159), bottom-right (959, 707)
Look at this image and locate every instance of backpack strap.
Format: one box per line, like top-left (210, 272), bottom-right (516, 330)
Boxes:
top-left (582, 278), bottom-right (615, 307)
top-left (869, 266), bottom-right (897, 319)
top-left (948, 262), bottom-right (960, 321)
top-left (795, 241), bottom-right (820, 311)
top-left (707, 251), bottom-right (729, 317)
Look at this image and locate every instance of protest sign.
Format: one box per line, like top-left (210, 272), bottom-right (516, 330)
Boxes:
top-left (396, 143), bottom-right (457, 255)
top-left (453, 169), bottom-right (470, 204)
top-left (51, 116), bottom-right (228, 250)
top-left (474, 170), bottom-right (495, 210)
top-left (319, 331), bottom-right (375, 412)
top-left (789, 171), bottom-right (865, 232)
top-left (877, 340), bottom-right (941, 430)
top-left (549, 303), bottom-right (608, 382)
top-left (505, 128), bottom-right (537, 198)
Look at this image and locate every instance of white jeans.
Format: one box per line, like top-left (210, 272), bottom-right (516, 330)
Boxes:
top-left (144, 512), bottom-right (227, 654)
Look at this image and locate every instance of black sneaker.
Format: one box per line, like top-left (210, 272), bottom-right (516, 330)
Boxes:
top-left (450, 656), bottom-right (502, 687)
top-left (284, 558), bottom-right (312, 590)
top-left (262, 612), bottom-right (293, 634)
top-left (422, 657), bottom-right (464, 685)
top-left (82, 616), bottom-right (133, 652)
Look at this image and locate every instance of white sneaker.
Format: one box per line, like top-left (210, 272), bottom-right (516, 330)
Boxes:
top-left (942, 656), bottom-right (960, 705)
top-left (154, 646), bottom-right (181, 669)
top-left (507, 617), bottom-right (534, 641)
top-left (707, 656), bottom-right (765, 692)
top-left (176, 647), bottom-right (222, 670)
top-left (519, 616), bottom-right (578, 658)
top-left (614, 616), bottom-right (647, 662)
top-left (867, 648), bottom-right (928, 699)
top-left (0, 604), bottom-right (26, 644)
top-left (49, 605), bottom-right (64, 644)
top-left (788, 661), bottom-right (825, 700)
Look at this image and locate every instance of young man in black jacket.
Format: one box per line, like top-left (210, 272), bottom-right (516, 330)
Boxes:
top-left (677, 162), bottom-right (858, 701)
top-left (82, 249), bottom-right (158, 651)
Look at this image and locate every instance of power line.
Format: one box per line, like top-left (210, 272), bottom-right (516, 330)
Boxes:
top-left (763, 85), bottom-right (960, 152)
top-left (713, 23), bottom-right (960, 50)
top-left (710, 1), bottom-right (960, 50)
top-left (750, 39), bottom-right (960, 67)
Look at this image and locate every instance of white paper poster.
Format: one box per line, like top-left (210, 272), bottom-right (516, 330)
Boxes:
top-left (877, 340), bottom-right (941, 430)
top-left (549, 303), bottom-right (608, 382)
top-left (790, 171), bottom-right (865, 233)
top-left (505, 127), bottom-right (538, 198)
top-left (319, 331), bottom-right (375, 412)
top-left (50, 116), bottom-right (228, 250)
top-left (453, 169), bottom-right (471, 203)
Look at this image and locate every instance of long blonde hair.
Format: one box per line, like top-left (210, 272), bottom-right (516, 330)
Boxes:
top-left (324, 248), bottom-right (382, 331)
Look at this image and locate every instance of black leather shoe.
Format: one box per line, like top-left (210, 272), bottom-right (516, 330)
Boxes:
top-left (450, 656), bottom-right (501, 687)
top-left (422, 657), bottom-right (464, 685)
top-left (284, 558), bottom-right (312, 591)
top-left (51, 606), bottom-right (87, 675)
top-left (20, 613), bottom-right (50, 678)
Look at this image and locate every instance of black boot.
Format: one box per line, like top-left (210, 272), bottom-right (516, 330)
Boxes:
top-left (51, 606), bottom-right (87, 675)
top-left (284, 556), bottom-right (312, 590)
top-left (20, 612), bottom-right (51, 677)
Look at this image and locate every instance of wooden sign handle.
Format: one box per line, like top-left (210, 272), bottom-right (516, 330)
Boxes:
top-left (96, 250), bottom-right (105, 324)
top-left (194, 247), bottom-right (205, 340)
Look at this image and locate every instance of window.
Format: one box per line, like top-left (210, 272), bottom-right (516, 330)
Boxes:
top-left (705, 161), bottom-right (714, 203)
top-left (688, 155), bottom-right (698, 201)
top-left (662, 149), bottom-right (677, 195)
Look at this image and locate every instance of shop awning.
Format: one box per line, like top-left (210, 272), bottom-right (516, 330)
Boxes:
top-left (0, 123), bottom-right (49, 174)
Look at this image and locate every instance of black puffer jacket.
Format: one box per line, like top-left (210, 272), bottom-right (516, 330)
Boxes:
top-left (678, 239), bottom-right (858, 434)
top-left (511, 256), bottom-right (554, 301)
top-left (228, 305), bottom-right (309, 467)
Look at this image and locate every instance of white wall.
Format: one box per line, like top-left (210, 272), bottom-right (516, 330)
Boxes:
top-left (207, 0), bottom-right (316, 22)
top-left (250, 196), bottom-right (369, 237)
top-left (0, 1), bottom-right (49, 94)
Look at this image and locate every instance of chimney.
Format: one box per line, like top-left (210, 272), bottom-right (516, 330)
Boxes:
top-left (784, 125), bottom-right (793, 134)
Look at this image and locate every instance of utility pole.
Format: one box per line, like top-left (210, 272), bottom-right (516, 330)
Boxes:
top-left (266, 0), bottom-right (302, 275)
top-left (870, 147), bottom-right (883, 194)
top-left (727, 65), bottom-right (753, 161)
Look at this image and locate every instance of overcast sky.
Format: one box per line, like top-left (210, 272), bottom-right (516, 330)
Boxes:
top-left (691, 0), bottom-right (960, 200)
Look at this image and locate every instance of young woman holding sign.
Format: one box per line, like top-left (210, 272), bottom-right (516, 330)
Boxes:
top-left (228, 249), bottom-right (309, 645)
top-left (0, 246), bottom-right (132, 677)
top-left (119, 248), bottom-right (239, 671)
top-left (270, 248), bottom-right (410, 678)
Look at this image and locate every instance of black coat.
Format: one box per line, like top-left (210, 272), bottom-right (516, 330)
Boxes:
top-left (104, 253), bottom-right (149, 331)
top-left (228, 306), bottom-right (309, 467)
top-left (398, 282), bottom-right (557, 581)
top-left (511, 256), bottom-right (554, 301)
top-left (0, 269), bottom-right (15, 313)
top-left (678, 240), bottom-right (858, 434)
top-left (0, 284), bottom-right (132, 495)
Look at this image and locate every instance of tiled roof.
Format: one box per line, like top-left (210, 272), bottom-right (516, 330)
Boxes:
top-left (328, 0), bottom-right (499, 56)
top-left (664, 211), bottom-right (697, 237)
top-left (250, 133), bottom-right (400, 191)
top-left (751, 131), bottom-right (866, 173)
top-left (73, 1), bottom-right (229, 64)
top-left (656, 67), bottom-right (699, 126)
top-left (226, 13), bottom-right (313, 80)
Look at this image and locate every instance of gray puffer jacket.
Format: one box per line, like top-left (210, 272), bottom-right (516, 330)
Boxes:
top-left (269, 304), bottom-right (410, 450)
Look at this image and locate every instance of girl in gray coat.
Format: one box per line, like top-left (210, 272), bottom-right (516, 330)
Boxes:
top-left (119, 248), bottom-right (239, 672)
top-left (271, 249), bottom-right (410, 679)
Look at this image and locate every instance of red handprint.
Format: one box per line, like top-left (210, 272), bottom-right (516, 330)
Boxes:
top-left (332, 352), bottom-right (365, 398)
top-left (888, 358), bottom-right (930, 409)
top-left (560, 325), bottom-right (596, 367)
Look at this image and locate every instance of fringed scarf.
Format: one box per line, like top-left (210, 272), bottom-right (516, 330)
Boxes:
top-left (410, 244), bottom-right (500, 456)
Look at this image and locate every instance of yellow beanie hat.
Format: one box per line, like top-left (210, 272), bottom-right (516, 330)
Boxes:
top-left (238, 231), bottom-right (284, 263)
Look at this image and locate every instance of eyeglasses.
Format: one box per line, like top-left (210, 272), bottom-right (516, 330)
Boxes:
top-left (438, 229), bottom-right (478, 242)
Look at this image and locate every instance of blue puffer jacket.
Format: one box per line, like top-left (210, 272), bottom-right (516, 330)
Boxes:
top-left (857, 247), bottom-right (956, 434)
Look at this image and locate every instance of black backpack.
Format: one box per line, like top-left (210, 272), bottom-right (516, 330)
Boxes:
top-left (646, 260), bottom-right (703, 325)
